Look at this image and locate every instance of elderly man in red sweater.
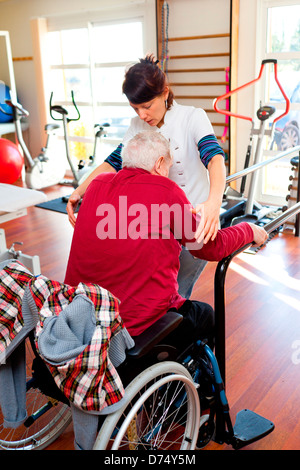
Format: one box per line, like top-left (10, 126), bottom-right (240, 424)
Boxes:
top-left (65, 131), bottom-right (267, 351)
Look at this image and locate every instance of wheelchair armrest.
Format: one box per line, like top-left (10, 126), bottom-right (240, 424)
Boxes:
top-left (127, 310), bottom-right (183, 359)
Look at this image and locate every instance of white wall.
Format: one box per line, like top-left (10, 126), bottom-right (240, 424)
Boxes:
top-left (165, 0), bottom-right (230, 35)
top-left (161, 0), bottom-right (231, 157)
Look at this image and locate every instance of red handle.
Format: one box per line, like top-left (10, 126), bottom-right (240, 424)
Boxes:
top-left (214, 60), bottom-right (290, 123)
top-left (272, 62), bottom-right (290, 123)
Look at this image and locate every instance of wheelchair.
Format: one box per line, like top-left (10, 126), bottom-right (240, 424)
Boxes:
top-left (0, 309), bottom-right (226, 451)
top-left (0, 303), bottom-right (275, 451)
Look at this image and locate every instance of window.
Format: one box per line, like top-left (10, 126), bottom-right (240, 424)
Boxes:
top-left (257, 1), bottom-right (300, 205)
top-left (45, 19), bottom-right (144, 168)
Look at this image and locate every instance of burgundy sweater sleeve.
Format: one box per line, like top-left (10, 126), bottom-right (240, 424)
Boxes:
top-left (188, 222), bottom-right (254, 261)
top-left (170, 184), bottom-right (254, 262)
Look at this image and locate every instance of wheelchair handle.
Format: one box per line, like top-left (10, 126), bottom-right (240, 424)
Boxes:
top-left (213, 59), bottom-right (290, 124)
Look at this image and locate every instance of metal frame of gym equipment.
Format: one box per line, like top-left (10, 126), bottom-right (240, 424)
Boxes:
top-left (0, 31), bottom-right (27, 138)
top-left (0, 31), bottom-right (17, 101)
top-left (215, 59), bottom-right (291, 227)
top-left (0, 229), bottom-right (41, 275)
top-left (212, 150), bottom-right (300, 448)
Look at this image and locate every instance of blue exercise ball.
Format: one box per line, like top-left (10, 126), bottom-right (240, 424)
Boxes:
top-left (0, 83), bottom-right (13, 123)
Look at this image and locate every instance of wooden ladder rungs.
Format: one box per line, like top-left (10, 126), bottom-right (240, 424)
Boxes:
top-left (168, 68), bottom-right (228, 73)
top-left (170, 82), bottom-right (229, 86)
top-left (168, 33), bottom-right (230, 42)
top-left (170, 53), bottom-right (230, 59)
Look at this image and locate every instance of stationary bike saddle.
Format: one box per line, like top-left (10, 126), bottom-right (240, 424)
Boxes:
top-left (51, 105), bottom-right (68, 116)
top-left (45, 123), bottom-right (60, 132)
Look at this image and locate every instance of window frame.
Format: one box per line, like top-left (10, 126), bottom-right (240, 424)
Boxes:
top-left (48, 17), bottom-right (145, 146)
top-left (255, 0), bottom-right (300, 206)
top-left (32, 2), bottom-right (156, 165)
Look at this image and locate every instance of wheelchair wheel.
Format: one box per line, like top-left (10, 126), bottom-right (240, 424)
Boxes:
top-left (0, 338), bottom-right (72, 450)
top-left (94, 361), bottom-right (200, 450)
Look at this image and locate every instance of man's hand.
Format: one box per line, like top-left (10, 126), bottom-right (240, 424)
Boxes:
top-left (248, 223), bottom-right (268, 247)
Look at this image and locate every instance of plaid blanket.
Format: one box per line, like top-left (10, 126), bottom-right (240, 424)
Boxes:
top-left (0, 260), bottom-right (129, 414)
top-left (0, 261), bottom-right (34, 354)
top-left (29, 276), bottom-right (126, 413)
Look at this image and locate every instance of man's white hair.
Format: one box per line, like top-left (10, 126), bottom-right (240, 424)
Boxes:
top-left (122, 131), bottom-right (171, 171)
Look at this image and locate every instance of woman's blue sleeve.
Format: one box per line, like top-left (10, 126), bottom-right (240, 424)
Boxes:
top-left (197, 134), bottom-right (225, 168)
top-left (104, 143), bottom-right (123, 172)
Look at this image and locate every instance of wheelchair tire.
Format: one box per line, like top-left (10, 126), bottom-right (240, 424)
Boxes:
top-left (93, 361), bottom-right (200, 450)
top-left (0, 338), bottom-right (72, 450)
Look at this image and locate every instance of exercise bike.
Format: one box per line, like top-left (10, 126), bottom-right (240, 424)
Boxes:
top-left (3, 97), bottom-right (65, 190)
top-left (49, 91), bottom-right (109, 188)
top-left (215, 59), bottom-right (291, 227)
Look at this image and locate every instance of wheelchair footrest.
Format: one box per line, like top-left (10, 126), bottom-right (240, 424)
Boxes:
top-left (232, 409), bottom-right (274, 449)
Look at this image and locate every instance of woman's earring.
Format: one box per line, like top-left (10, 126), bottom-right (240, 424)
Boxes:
top-left (165, 99), bottom-right (168, 109)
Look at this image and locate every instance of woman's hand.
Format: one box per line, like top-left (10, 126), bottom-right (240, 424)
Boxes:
top-left (192, 153), bottom-right (226, 244)
top-left (66, 192), bottom-right (81, 228)
top-left (66, 161), bottom-right (116, 227)
top-left (192, 198), bottom-right (221, 244)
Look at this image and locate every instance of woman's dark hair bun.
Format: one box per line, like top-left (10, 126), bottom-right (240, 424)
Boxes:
top-left (122, 54), bottom-right (174, 109)
top-left (143, 54), bottom-right (160, 66)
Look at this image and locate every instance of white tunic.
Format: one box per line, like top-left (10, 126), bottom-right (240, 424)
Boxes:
top-left (122, 101), bottom-right (214, 207)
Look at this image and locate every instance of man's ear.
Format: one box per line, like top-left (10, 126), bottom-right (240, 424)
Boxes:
top-left (154, 156), bottom-right (165, 175)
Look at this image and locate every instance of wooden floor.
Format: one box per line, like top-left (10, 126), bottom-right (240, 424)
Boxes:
top-left (1, 181), bottom-right (300, 451)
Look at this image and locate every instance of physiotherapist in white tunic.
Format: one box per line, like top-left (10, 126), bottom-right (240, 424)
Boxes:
top-left (67, 55), bottom-right (226, 299)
